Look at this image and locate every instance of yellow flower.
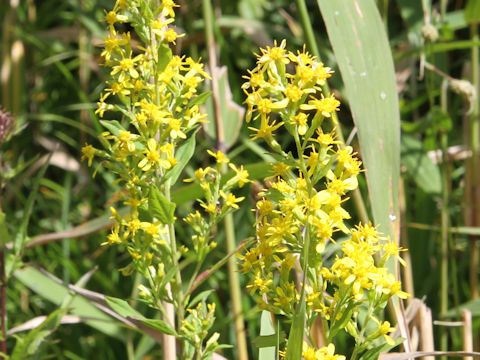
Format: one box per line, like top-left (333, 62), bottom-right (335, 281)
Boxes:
top-left (291, 112), bottom-right (309, 135)
top-left (201, 202), bottom-right (217, 214)
top-left (285, 84), bottom-right (304, 103)
top-left (168, 118), bottom-right (186, 139)
top-left (81, 144), bottom-right (96, 166)
top-left (220, 191), bottom-right (244, 209)
top-left (161, 0), bottom-right (179, 18)
top-left (95, 93), bottom-right (112, 118)
top-left (111, 54), bottom-right (141, 82)
top-left (247, 272), bottom-right (272, 294)
top-left (249, 119), bottom-right (283, 141)
top-left (300, 94), bottom-right (340, 117)
top-left (105, 10), bottom-right (127, 26)
top-left (107, 228), bottom-right (122, 244)
top-left (302, 343), bottom-right (345, 360)
top-left (117, 130), bottom-right (138, 152)
top-left (138, 138), bottom-right (169, 171)
top-left (228, 163), bottom-right (250, 187)
top-left (257, 39), bottom-right (289, 66)
top-left (207, 149), bottom-right (229, 165)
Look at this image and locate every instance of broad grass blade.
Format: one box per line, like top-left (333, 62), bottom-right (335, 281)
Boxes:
top-left (316, 0), bottom-right (401, 245)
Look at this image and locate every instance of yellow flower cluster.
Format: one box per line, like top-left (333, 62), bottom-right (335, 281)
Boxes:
top-left (240, 40), bottom-right (407, 356)
top-left (322, 224), bottom-right (408, 304)
top-left (302, 343), bottom-right (345, 360)
top-left (180, 303), bottom-right (221, 359)
top-left (240, 41), bottom-right (361, 316)
top-left (81, 0), bottom-right (210, 272)
top-left (83, 2), bottom-right (247, 355)
top-left (242, 40), bottom-right (338, 148)
top-left (184, 150), bottom-right (249, 261)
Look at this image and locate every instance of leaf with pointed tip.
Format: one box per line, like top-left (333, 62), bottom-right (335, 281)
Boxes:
top-left (148, 185), bottom-right (176, 224)
top-left (164, 134), bottom-right (196, 184)
top-left (99, 120), bottom-right (125, 136)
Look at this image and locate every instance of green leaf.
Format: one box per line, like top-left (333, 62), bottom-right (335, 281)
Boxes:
top-left (445, 298), bottom-right (480, 317)
top-left (317, 0), bottom-right (400, 243)
top-left (14, 266), bottom-right (123, 339)
top-left (0, 210), bottom-right (10, 246)
top-left (258, 311), bottom-right (276, 360)
top-left (285, 300), bottom-right (305, 360)
top-left (189, 91), bottom-right (211, 107)
top-left (139, 318), bottom-right (176, 336)
top-left (359, 337), bottom-right (403, 360)
top-left (205, 66), bottom-right (244, 150)
top-left (465, 0), bottom-right (480, 24)
top-left (188, 289), bottom-right (214, 308)
top-left (148, 185), bottom-right (176, 224)
top-left (165, 134), bottom-right (196, 184)
top-left (157, 43), bottom-right (172, 72)
top-left (105, 296), bottom-right (144, 319)
top-left (99, 120), bottom-right (125, 136)
top-left (11, 308), bottom-right (68, 360)
top-left (401, 134), bottom-right (441, 194)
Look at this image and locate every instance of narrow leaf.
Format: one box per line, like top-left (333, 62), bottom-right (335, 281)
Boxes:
top-left (465, 0), bottom-right (480, 24)
top-left (99, 120), bottom-right (125, 136)
top-left (0, 210), bottom-right (10, 246)
top-left (140, 319), bottom-right (176, 336)
top-left (285, 300), bottom-right (306, 360)
top-left (165, 134), bottom-right (196, 183)
top-left (157, 43), bottom-right (172, 72)
top-left (14, 266), bottom-right (123, 339)
top-left (105, 296), bottom-right (144, 319)
top-left (401, 134), bottom-right (441, 194)
top-left (148, 185), bottom-right (176, 224)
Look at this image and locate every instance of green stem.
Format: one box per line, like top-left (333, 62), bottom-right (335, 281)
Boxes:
top-left (224, 212), bottom-right (249, 360)
top-left (165, 183), bottom-right (184, 324)
top-left (294, 0), bottom-right (320, 57)
top-left (202, 0), bottom-right (249, 358)
top-left (467, 22), bottom-right (480, 300)
top-left (285, 134), bottom-right (313, 358)
top-left (439, 79), bottom-right (450, 357)
top-left (151, 21), bottom-right (181, 357)
top-left (61, 173), bottom-right (72, 284)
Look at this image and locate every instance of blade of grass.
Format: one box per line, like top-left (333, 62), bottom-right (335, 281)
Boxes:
top-left (14, 266), bottom-right (123, 339)
top-left (316, 0), bottom-right (408, 354)
top-left (316, 0), bottom-right (400, 247)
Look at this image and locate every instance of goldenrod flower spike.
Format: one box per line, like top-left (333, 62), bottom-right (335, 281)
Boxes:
top-left (241, 40), bottom-right (408, 358)
top-left (82, 1), bottom-right (249, 358)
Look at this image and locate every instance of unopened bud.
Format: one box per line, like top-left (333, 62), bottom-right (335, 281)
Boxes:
top-left (421, 23), bottom-right (439, 42)
top-left (450, 79), bottom-right (477, 114)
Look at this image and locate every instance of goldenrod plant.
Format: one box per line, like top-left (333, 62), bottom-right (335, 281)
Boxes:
top-left (82, 1), bottom-right (408, 359)
top-left (82, 1), bottom-right (248, 358)
top-left (6, 0), bottom-right (480, 359)
top-left (240, 41), bottom-right (408, 360)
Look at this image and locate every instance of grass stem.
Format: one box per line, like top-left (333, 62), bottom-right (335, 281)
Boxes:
top-left (202, 0), bottom-right (249, 358)
top-left (439, 79), bottom-right (450, 359)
